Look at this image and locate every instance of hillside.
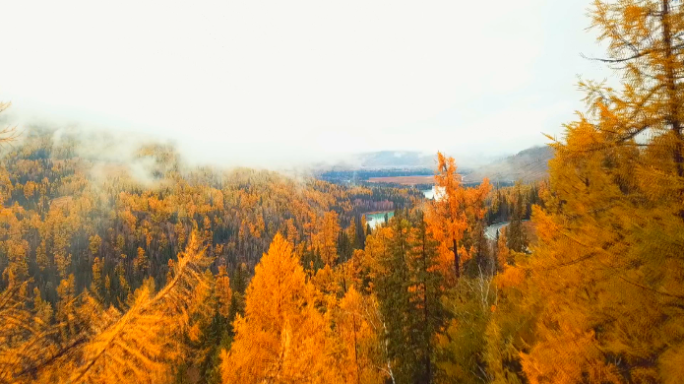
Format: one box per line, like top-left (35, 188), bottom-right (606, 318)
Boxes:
top-left (466, 145), bottom-right (553, 183)
top-left (4, 0), bottom-right (684, 382)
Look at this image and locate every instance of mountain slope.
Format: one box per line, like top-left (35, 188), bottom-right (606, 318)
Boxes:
top-left (466, 146), bottom-right (553, 183)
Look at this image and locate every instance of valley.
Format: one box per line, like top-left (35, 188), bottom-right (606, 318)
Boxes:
top-left (1, 0), bottom-right (682, 383)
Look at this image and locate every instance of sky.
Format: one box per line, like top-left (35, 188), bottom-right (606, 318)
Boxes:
top-left (0, 0), bottom-right (610, 168)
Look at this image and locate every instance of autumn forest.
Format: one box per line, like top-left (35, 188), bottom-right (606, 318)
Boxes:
top-left (2, 1), bottom-right (684, 383)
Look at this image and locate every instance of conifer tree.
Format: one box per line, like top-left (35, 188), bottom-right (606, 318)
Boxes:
top-left (426, 153), bottom-right (468, 281)
top-left (522, 1), bottom-right (684, 382)
top-left (374, 214), bottom-right (415, 383)
top-left (426, 153), bottom-right (491, 283)
top-left (216, 266), bottom-right (233, 319)
top-left (220, 234), bottom-right (332, 384)
top-left (506, 187), bottom-right (527, 253)
top-left (408, 214), bottom-right (447, 383)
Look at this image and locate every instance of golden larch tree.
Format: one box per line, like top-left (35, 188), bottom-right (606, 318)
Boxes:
top-left (426, 152), bottom-right (490, 282)
top-left (220, 234), bottom-right (333, 384)
top-left (521, 1), bottom-right (684, 382)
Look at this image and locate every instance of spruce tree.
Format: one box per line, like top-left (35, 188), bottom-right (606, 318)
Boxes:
top-left (408, 214), bottom-right (447, 384)
top-left (506, 188), bottom-right (528, 253)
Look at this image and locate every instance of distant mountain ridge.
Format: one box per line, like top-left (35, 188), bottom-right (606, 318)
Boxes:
top-left (313, 146), bottom-right (553, 185)
top-left (466, 146), bottom-right (553, 183)
top-left (346, 151), bottom-right (436, 170)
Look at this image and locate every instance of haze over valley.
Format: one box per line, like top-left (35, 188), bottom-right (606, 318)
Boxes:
top-left (1, 1), bottom-right (682, 384)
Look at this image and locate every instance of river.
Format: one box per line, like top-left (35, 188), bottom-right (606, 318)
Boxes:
top-left (422, 187), bottom-right (435, 199)
top-left (365, 209), bottom-right (517, 239)
top-left (365, 211), bottom-right (395, 229)
top-left (422, 186), bottom-right (444, 200)
top-left (423, 187), bottom-right (509, 239)
top-left (485, 221), bottom-right (509, 240)
top-left (485, 220), bottom-right (530, 240)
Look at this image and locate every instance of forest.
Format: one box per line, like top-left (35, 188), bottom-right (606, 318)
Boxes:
top-left (2, 0), bottom-right (684, 383)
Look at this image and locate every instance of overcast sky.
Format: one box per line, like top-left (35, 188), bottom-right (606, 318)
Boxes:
top-left (0, 0), bottom-right (609, 168)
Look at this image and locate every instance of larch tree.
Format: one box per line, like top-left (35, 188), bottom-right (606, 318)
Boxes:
top-left (426, 152), bottom-right (468, 281)
top-left (373, 215), bottom-right (417, 383)
top-left (369, 211), bottom-right (448, 384)
top-left (314, 210), bottom-right (340, 266)
top-left (522, 1), bottom-right (684, 382)
top-left (215, 266), bottom-right (233, 319)
top-left (62, 232), bottom-right (213, 384)
top-left (0, 101), bottom-right (17, 144)
top-left (495, 229), bottom-right (511, 272)
top-left (407, 214), bottom-right (447, 384)
top-left (1, 231), bottom-right (213, 384)
top-left (220, 234), bottom-right (332, 384)
top-left (0, 280), bottom-right (53, 383)
top-left (330, 285), bottom-right (386, 384)
top-left (506, 186), bottom-right (528, 254)
top-left (426, 152), bottom-right (491, 283)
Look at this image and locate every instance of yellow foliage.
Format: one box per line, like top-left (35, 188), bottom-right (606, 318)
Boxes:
top-left (220, 234), bottom-right (333, 384)
top-left (216, 265), bottom-right (233, 318)
top-left (1, 232), bottom-right (212, 383)
top-left (426, 152), bottom-right (491, 284)
top-left (496, 265), bottom-right (525, 290)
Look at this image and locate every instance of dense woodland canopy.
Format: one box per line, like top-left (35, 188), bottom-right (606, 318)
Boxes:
top-left (2, 0), bottom-right (684, 383)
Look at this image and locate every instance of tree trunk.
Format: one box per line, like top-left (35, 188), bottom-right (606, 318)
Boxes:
top-left (422, 225), bottom-right (432, 384)
top-left (353, 315), bottom-right (360, 384)
top-left (453, 238), bottom-right (460, 279)
top-left (661, 0), bottom-right (684, 220)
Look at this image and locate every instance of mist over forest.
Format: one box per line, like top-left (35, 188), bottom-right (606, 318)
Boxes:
top-left (2, 1), bottom-right (684, 384)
